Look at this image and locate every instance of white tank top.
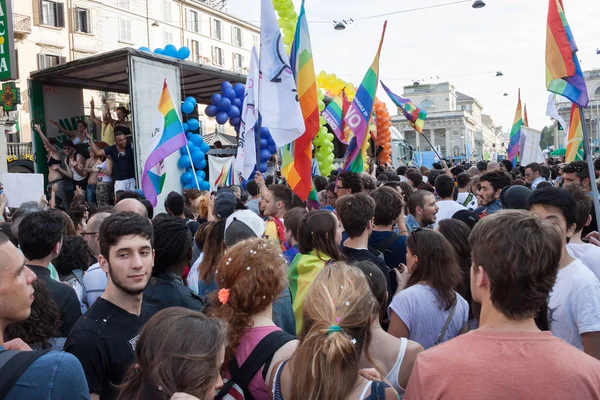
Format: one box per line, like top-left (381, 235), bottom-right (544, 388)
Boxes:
top-left (385, 337), bottom-right (408, 397)
top-left (97, 160), bottom-right (113, 183)
top-left (71, 157), bottom-right (86, 182)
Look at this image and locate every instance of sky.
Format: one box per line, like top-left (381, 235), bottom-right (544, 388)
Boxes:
top-left (224, 0), bottom-right (600, 133)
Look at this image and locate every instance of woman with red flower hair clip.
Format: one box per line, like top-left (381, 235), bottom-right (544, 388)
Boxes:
top-left (209, 238), bottom-right (298, 400)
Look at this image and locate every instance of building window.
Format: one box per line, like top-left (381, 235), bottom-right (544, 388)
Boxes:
top-left (232, 26), bottom-right (243, 47)
top-left (117, 0), bottom-right (130, 9)
top-left (419, 99), bottom-right (435, 110)
top-left (187, 9), bottom-right (199, 32)
top-left (76, 8), bottom-right (91, 33)
top-left (38, 54), bottom-right (66, 69)
top-left (163, 30), bottom-right (173, 46)
top-left (40, 0), bottom-right (65, 28)
top-left (162, 1), bottom-right (172, 23)
top-left (189, 39), bottom-right (200, 62)
top-left (233, 53), bottom-right (243, 72)
top-left (595, 86), bottom-right (600, 98)
top-left (212, 46), bottom-right (224, 66)
top-left (118, 18), bottom-right (132, 42)
top-left (212, 19), bottom-right (222, 40)
top-left (252, 33), bottom-right (259, 49)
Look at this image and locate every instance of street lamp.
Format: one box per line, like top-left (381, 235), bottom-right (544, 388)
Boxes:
top-left (472, 0), bottom-right (486, 8)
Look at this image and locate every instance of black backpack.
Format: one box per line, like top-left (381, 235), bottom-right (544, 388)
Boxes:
top-left (0, 349), bottom-right (49, 398)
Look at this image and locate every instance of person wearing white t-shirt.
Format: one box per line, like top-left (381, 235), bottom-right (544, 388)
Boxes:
top-left (433, 174), bottom-right (466, 229)
top-left (528, 187), bottom-right (600, 360)
top-left (565, 184), bottom-right (600, 279)
top-left (455, 172), bottom-right (478, 211)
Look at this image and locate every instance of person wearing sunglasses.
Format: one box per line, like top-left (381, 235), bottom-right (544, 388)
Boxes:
top-left (82, 212), bottom-right (111, 307)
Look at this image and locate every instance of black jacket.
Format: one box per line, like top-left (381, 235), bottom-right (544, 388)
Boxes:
top-left (143, 272), bottom-right (205, 312)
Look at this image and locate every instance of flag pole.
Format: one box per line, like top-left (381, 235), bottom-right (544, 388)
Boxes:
top-left (185, 143), bottom-right (201, 189)
top-left (419, 132), bottom-right (443, 161)
top-left (579, 106), bottom-right (600, 226)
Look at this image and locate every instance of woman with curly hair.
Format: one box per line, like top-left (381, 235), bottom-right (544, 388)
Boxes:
top-left (209, 238), bottom-right (298, 400)
top-left (53, 235), bottom-right (95, 312)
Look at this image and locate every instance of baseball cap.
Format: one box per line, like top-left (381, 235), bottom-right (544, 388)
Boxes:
top-left (224, 210), bottom-right (265, 247)
top-left (451, 210), bottom-right (480, 230)
top-left (214, 192), bottom-right (237, 219)
top-left (500, 185), bottom-right (531, 210)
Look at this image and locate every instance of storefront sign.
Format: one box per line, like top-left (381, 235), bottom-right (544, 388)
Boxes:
top-left (0, 0), bottom-right (17, 81)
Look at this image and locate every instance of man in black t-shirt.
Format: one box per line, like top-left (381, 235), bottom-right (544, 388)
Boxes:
top-left (66, 212), bottom-right (157, 400)
top-left (164, 191), bottom-right (200, 236)
top-left (88, 127), bottom-right (136, 194)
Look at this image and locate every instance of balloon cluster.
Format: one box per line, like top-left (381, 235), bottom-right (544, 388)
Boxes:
top-left (272, 0), bottom-right (298, 53)
top-left (204, 81), bottom-right (245, 133)
top-left (258, 127), bottom-right (277, 173)
top-left (374, 99), bottom-right (393, 166)
top-left (316, 71), bottom-right (356, 101)
top-left (177, 96), bottom-right (211, 190)
top-left (139, 45), bottom-right (191, 60)
top-left (313, 90), bottom-right (335, 176)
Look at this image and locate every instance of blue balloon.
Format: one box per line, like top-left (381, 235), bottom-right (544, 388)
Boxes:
top-left (267, 134), bottom-right (275, 146)
top-left (260, 138), bottom-right (268, 149)
top-left (178, 155), bottom-right (191, 169)
top-left (180, 146), bottom-right (188, 155)
top-left (187, 142), bottom-right (197, 153)
top-left (181, 101), bottom-right (194, 115)
top-left (185, 96), bottom-right (197, 107)
top-left (183, 123), bottom-right (189, 133)
top-left (268, 144), bottom-right (277, 154)
top-left (218, 97), bottom-right (231, 112)
top-left (260, 149), bottom-right (271, 162)
top-left (223, 88), bottom-right (236, 101)
top-left (205, 105), bottom-right (218, 117)
top-left (234, 125), bottom-right (240, 133)
top-left (188, 118), bottom-right (200, 132)
top-left (200, 142), bottom-right (210, 153)
top-left (197, 159), bottom-right (207, 170)
top-left (154, 48), bottom-right (164, 54)
top-left (259, 162), bottom-right (268, 173)
top-left (138, 46), bottom-right (151, 52)
top-left (200, 181), bottom-right (210, 191)
top-left (191, 150), bottom-right (206, 168)
top-left (221, 81), bottom-right (233, 93)
top-left (216, 112), bottom-right (229, 125)
top-left (234, 83), bottom-right (245, 98)
top-left (184, 182), bottom-right (197, 190)
top-left (233, 98), bottom-right (242, 109)
top-left (228, 105), bottom-right (240, 118)
top-left (177, 46), bottom-right (191, 60)
top-left (229, 117), bottom-right (241, 127)
top-left (196, 170), bottom-right (206, 180)
top-left (260, 127), bottom-right (270, 137)
top-left (164, 44), bottom-right (178, 58)
top-left (189, 134), bottom-right (203, 147)
top-left (211, 93), bottom-right (222, 106)
top-left (181, 171), bottom-right (194, 185)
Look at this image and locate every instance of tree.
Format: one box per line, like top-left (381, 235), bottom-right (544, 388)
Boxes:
top-left (540, 124), bottom-right (555, 150)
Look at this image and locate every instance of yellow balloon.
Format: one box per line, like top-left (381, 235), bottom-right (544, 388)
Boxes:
top-left (283, 34), bottom-right (293, 45)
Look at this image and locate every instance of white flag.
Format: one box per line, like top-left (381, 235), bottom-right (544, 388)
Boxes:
top-left (259, 0), bottom-right (305, 148)
top-left (520, 127), bottom-right (545, 165)
top-left (545, 94), bottom-right (569, 147)
top-left (235, 47), bottom-right (259, 180)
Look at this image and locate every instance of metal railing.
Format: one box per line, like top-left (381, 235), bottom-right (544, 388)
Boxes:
top-left (7, 142), bottom-right (33, 158)
top-left (13, 14), bottom-right (32, 34)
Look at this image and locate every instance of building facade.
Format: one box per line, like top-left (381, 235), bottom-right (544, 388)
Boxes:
top-left (391, 82), bottom-right (505, 160)
top-left (11, 0), bottom-right (259, 143)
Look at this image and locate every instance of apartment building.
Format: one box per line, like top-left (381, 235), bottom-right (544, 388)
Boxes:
top-left (11, 0), bottom-right (259, 142)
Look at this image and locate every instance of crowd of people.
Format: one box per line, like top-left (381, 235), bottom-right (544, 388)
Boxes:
top-left (1, 154), bottom-right (600, 400)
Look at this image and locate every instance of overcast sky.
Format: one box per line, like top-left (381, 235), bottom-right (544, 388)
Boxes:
top-left (225, 0), bottom-right (600, 132)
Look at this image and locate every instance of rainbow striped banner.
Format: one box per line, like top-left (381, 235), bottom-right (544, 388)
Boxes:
top-left (208, 155), bottom-right (237, 191)
top-left (507, 89), bottom-right (523, 162)
top-left (381, 81), bottom-right (427, 134)
top-left (321, 88), bottom-right (350, 144)
top-left (142, 79), bottom-right (187, 206)
top-left (566, 103), bottom-right (584, 162)
top-left (546, 0), bottom-right (588, 107)
top-left (342, 21), bottom-right (387, 172)
top-left (282, 0), bottom-right (320, 201)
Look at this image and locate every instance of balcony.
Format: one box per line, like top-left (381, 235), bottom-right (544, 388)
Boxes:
top-left (7, 142), bottom-right (33, 160)
top-left (14, 14), bottom-right (31, 35)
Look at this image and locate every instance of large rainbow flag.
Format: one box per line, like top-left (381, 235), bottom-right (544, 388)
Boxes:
top-left (507, 89), bottom-right (523, 162)
top-left (321, 88), bottom-right (350, 144)
top-left (282, 0), bottom-right (320, 201)
top-left (566, 103), bottom-right (584, 162)
top-left (142, 79), bottom-right (187, 206)
top-left (546, 0), bottom-right (588, 107)
top-left (381, 80), bottom-right (427, 134)
top-left (342, 21), bottom-right (387, 172)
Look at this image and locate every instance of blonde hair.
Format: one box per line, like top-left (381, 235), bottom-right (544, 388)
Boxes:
top-left (290, 262), bottom-right (384, 400)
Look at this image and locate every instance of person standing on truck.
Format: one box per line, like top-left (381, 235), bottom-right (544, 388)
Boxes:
top-left (34, 124), bottom-right (70, 209)
top-left (87, 126), bottom-right (136, 193)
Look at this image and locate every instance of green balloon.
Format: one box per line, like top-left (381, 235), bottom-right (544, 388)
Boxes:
top-left (320, 116), bottom-right (327, 126)
top-left (327, 133), bottom-right (334, 141)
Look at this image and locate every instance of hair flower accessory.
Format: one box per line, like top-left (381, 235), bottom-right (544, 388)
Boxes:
top-left (218, 288), bottom-right (230, 304)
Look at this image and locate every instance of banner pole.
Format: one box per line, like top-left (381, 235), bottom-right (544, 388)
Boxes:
top-left (579, 105), bottom-right (600, 226)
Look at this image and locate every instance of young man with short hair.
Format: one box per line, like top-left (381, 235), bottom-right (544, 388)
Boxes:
top-left (164, 191), bottom-right (200, 236)
top-left (525, 162), bottom-right (545, 190)
top-left (455, 172), bottom-right (478, 211)
top-left (336, 193), bottom-right (393, 299)
top-left (245, 179), bottom-right (262, 216)
top-left (404, 210), bottom-right (600, 399)
top-left (66, 212), bottom-right (157, 400)
top-left (527, 188), bottom-right (600, 360)
top-left (475, 170), bottom-right (512, 217)
top-left (561, 160), bottom-right (597, 236)
top-left (82, 212), bottom-right (111, 307)
top-left (405, 190), bottom-right (439, 233)
top-left (283, 207), bottom-right (308, 264)
top-left (255, 171), bottom-right (294, 251)
top-left (433, 174), bottom-right (466, 228)
top-left (369, 186), bottom-right (408, 269)
top-left (88, 126), bottom-right (136, 193)
top-left (405, 170), bottom-right (423, 189)
top-left (0, 232), bottom-right (89, 399)
top-left (335, 171), bottom-right (363, 196)
top-left (18, 210), bottom-right (82, 336)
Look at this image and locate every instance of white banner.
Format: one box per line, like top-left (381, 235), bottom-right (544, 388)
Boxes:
top-left (235, 47), bottom-right (259, 180)
top-left (208, 155), bottom-right (239, 191)
top-left (520, 127), bottom-right (545, 165)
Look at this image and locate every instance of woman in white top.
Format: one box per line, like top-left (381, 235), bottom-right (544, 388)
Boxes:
top-left (48, 118), bottom-right (89, 146)
top-left (355, 261), bottom-right (423, 397)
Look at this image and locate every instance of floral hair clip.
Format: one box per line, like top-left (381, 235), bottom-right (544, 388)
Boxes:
top-left (218, 288), bottom-right (230, 304)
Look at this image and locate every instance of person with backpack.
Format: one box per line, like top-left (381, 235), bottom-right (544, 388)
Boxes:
top-left (210, 238), bottom-right (297, 400)
top-left (0, 232), bottom-right (88, 399)
top-left (455, 172), bottom-right (478, 211)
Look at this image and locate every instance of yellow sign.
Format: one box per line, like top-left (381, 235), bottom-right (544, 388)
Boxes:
top-left (7, 153), bottom-right (34, 162)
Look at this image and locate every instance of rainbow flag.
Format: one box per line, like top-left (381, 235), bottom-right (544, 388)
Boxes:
top-left (380, 81), bottom-right (427, 134)
top-left (507, 89), bottom-right (523, 162)
top-left (215, 163), bottom-right (234, 187)
top-left (322, 88), bottom-right (350, 144)
top-left (342, 21), bottom-right (387, 172)
top-left (142, 79), bottom-right (187, 206)
top-left (523, 103), bottom-right (529, 127)
top-left (566, 103), bottom-right (584, 162)
top-left (546, 0), bottom-right (588, 107)
top-left (282, 0), bottom-right (320, 201)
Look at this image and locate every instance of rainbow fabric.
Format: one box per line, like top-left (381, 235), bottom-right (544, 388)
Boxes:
top-left (380, 81), bottom-right (427, 134)
top-left (321, 88), bottom-right (350, 144)
top-left (523, 103), bottom-right (529, 127)
top-left (282, 0), bottom-right (320, 201)
top-left (507, 89), bottom-right (523, 162)
top-left (142, 80), bottom-right (187, 206)
top-left (566, 103), bottom-right (584, 162)
top-left (342, 21), bottom-right (387, 172)
top-left (215, 162), bottom-right (234, 187)
top-left (546, 0), bottom-right (588, 107)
